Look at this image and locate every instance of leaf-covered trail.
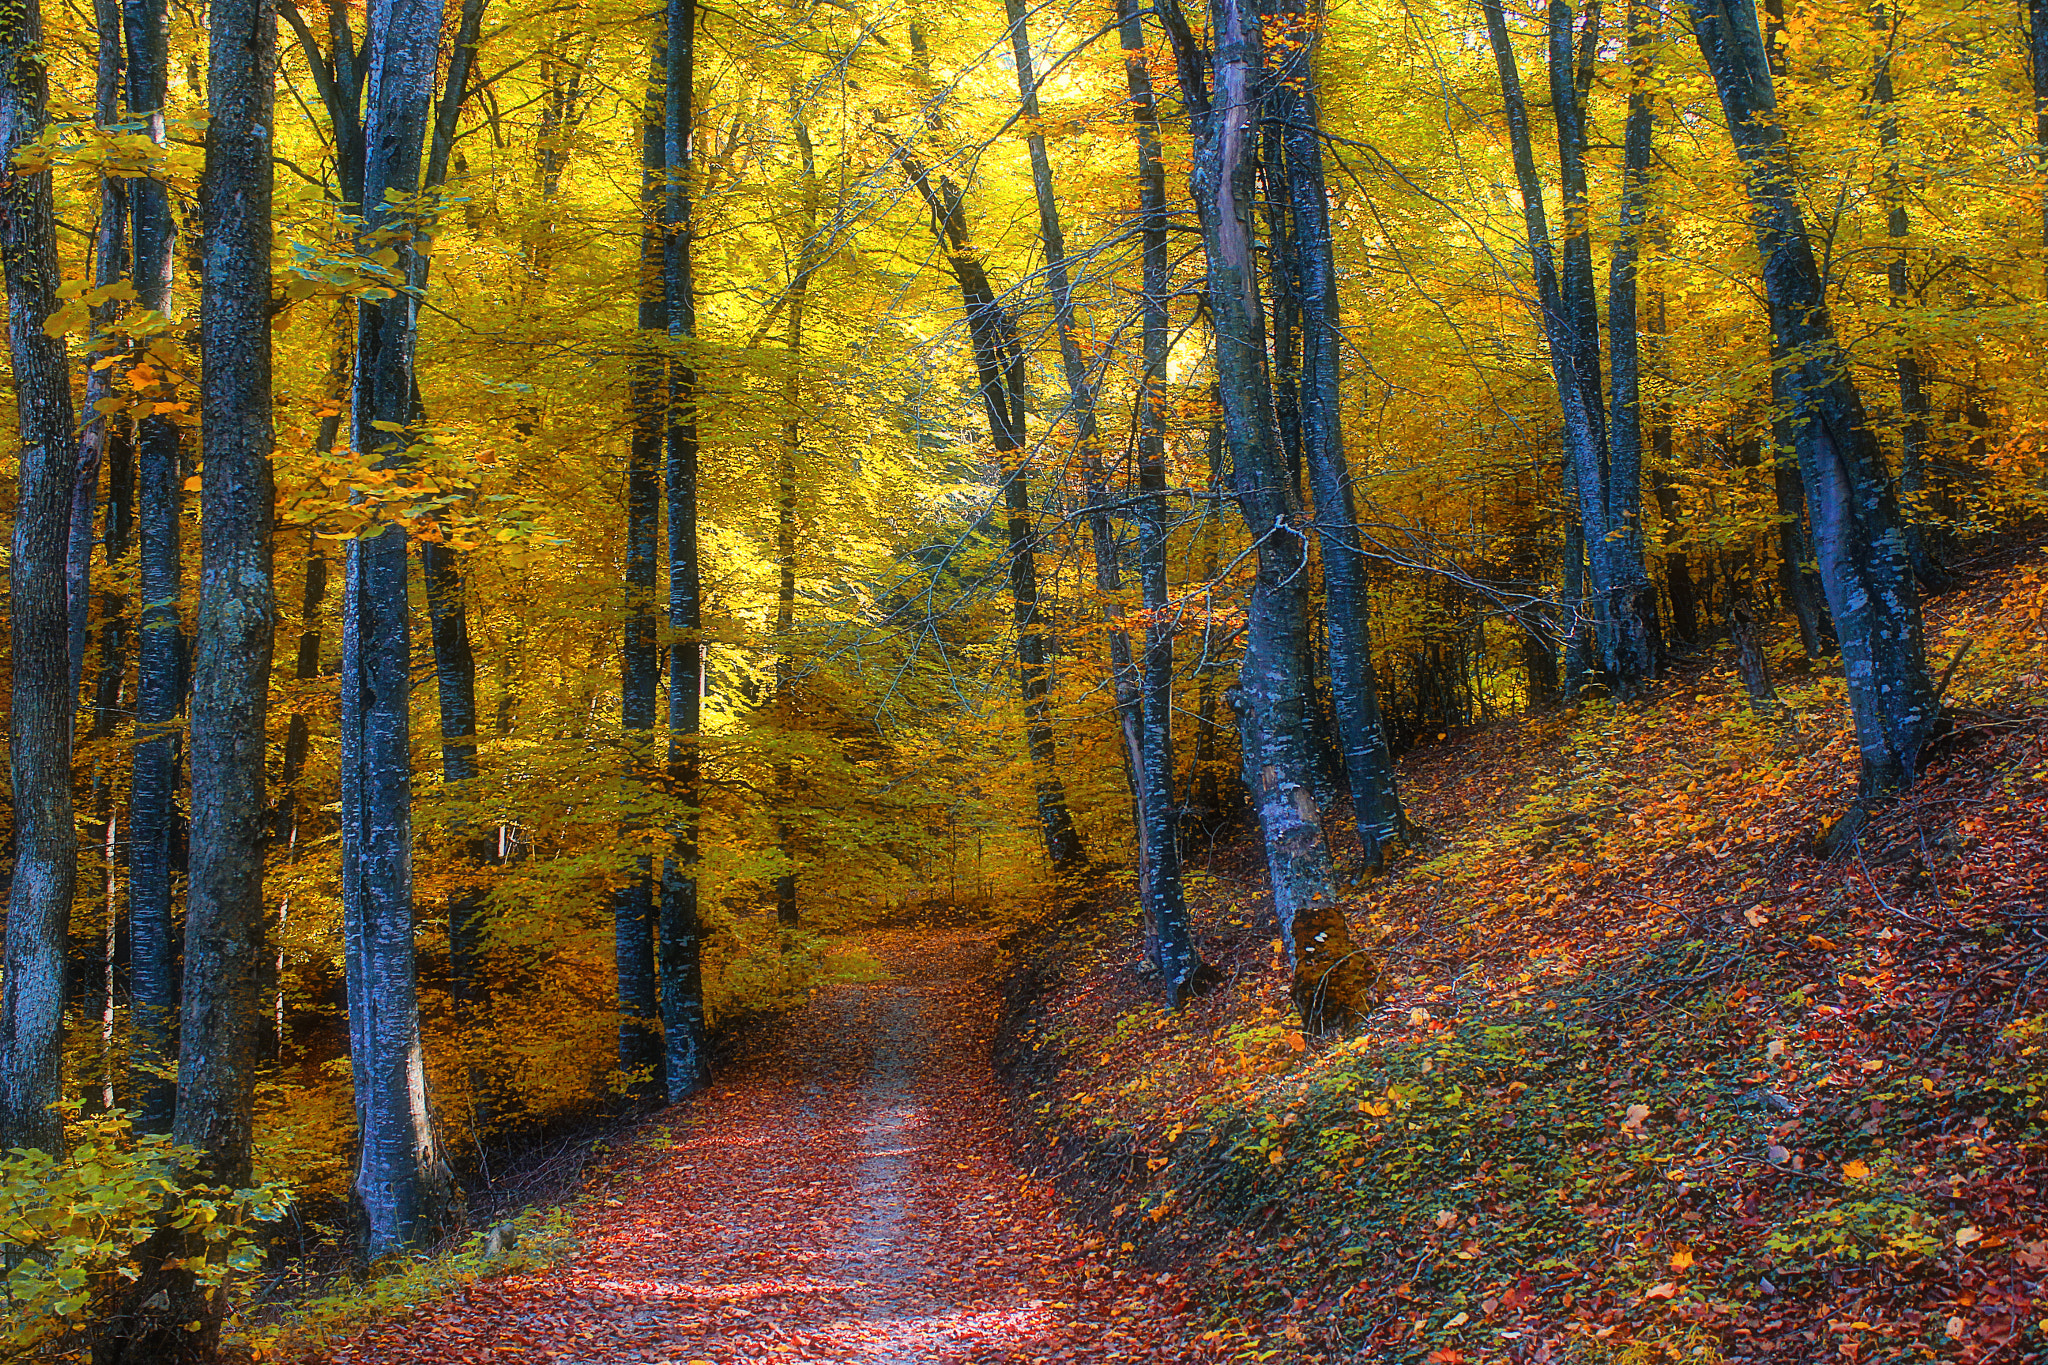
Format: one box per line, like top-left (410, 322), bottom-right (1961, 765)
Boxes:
top-left (321, 929), bottom-right (1204, 1364)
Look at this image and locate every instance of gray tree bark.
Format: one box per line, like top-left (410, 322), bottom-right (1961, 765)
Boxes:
top-left (0, 0), bottom-right (82, 1157)
top-left (660, 0), bottom-right (712, 1099)
top-left (1119, 0), bottom-right (1205, 1003)
top-left (1263, 0), bottom-right (1404, 866)
top-left (1164, 0), bottom-right (1374, 1029)
top-left (1688, 0), bottom-right (1937, 794)
top-left (99, 0), bottom-right (280, 1350)
top-left (123, 0), bottom-right (184, 1137)
top-left (342, 0), bottom-right (462, 1256)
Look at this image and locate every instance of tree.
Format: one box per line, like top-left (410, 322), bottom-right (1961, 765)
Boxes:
top-left (1262, 0), bottom-right (1404, 866)
top-left (0, 0), bottom-right (82, 1157)
top-left (1165, 0), bottom-right (1374, 1029)
top-left (1685, 0), bottom-right (1937, 794)
top-left (1119, 0), bottom-right (1204, 1003)
top-left (1481, 0), bottom-right (1660, 696)
top-left (102, 0), bottom-right (279, 1347)
top-left (124, 0), bottom-right (186, 1137)
top-left (342, 0), bottom-right (462, 1255)
top-left (660, 0), bottom-right (712, 1099)
top-left (1002, 0), bottom-right (1145, 904)
top-left (888, 140), bottom-right (1089, 877)
top-left (615, 45), bottom-right (666, 1102)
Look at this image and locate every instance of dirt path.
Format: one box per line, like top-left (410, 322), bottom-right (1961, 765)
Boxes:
top-left (319, 929), bottom-right (1201, 1364)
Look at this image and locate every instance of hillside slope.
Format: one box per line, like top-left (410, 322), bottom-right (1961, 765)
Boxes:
top-left (999, 546), bottom-right (2048, 1364)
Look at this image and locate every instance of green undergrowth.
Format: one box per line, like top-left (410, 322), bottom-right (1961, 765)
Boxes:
top-left (252, 1205), bottom-right (574, 1362)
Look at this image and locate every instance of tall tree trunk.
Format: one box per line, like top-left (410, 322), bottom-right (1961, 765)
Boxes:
top-left (1188, 408), bottom-right (1227, 829)
top-left (660, 0), bottom-right (712, 1099)
top-left (890, 146), bottom-right (1088, 875)
top-left (102, 2), bottom-right (278, 1349)
top-left (1264, 0), bottom-right (1403, 866)
top-left (616, 49), bottom-right (665, 1103)
top-left (1003, 0), bottom-right (1142, 896)
top-left (1688, 0), bottom-right (1936, 794)
top-left (1167, 0), bottom-right (1372, 1030)
top-left (72, 0), bottom-right (130, 1074)
top-left (1602, 0), bottom-right (1665, 675)
top-left (2033, 0), bottom-right (2048, 287)
top-left (124, 0), bottom-right (184, 1137)
top-left (69, 0), bottom-right (128, 709)
top-left (772, 93), bottom-right (818, 931)
top-left (1483, 0), bottom-right (1659, 695)
top-left (1120, 0), bottom-right (1204, 1002)
top-left (0, 0), bottom-right (82, 1156)
top-left (343, 0), bottom-right (461, 1256)
top-left (1872, 7), bottom-right (1943, 590)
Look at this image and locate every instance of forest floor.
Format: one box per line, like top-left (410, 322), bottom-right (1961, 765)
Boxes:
top-left (302, 929), bottom-right (1207, 1365)
top-left (1001, 541), bottom-right (2048, 1363)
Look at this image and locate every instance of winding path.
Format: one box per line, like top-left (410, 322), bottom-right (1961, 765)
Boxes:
top-left (320, 929), bottom-right (1199, 1364)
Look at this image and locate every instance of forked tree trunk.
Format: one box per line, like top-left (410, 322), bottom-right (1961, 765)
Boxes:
top-left (1167, 0), bottom-right (1373, 1029)
top-left (1603, 0), bottom-right (1665, 675)
top-left (1688, 0), bottom-right (1937, 794)
top-left (1263, 0), bottom-right (1403, 866)
top-left (0, 0), bottom-right (82, 1157)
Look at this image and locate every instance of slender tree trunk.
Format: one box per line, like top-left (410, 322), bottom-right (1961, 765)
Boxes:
top-left (1189, 410), bottom-right (1226, 829)
top-left (1771, 386), bottom-right (1831, 658)
top-left (1644, 285), bottom-right (1698, 645)
top-left (616, 49), bottom-right (665, 1102)
top-left (421, 544), bottom-right (493, 1009)
top-left (660, 0), bottom-right (712, 1099)
top-left (124, 0), bottom-right (184, 1137)
top-left (69, 0), bottom-right (128, 709)
top-left (102, 3), bottom-right (278, 1349)
top-left (0, 0), bottom-right (82, 1156)
top-left (1003, 0), bottom-right (1141, 894)
top-left (1602, 0), bottom-right (1665, 674)
top-left (2033, 0), bottom-right (2048, 287)
top-left (890, 145), bottom-right (1087, 874)
top-left (772, 94), bottom-right (818, 931)
top-left (1483, 0), bottom-right (1659, 695)
top-left (1120, 0), bottom-right (1203, 1001)
top-left (1264, 0), bottom-right (1402, 864)
top-left (343, 0), bottom-right (461, 1256)
top-left (1168, 0), bottom-right (1372, 1029)
top-left (1688, 0), bottom-right (1936, 794)
top-left (1872, 8), bottom-right (1943, 590)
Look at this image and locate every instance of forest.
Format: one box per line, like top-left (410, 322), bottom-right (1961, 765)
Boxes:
top-left (1, 0), bottom-right (2047, 1354)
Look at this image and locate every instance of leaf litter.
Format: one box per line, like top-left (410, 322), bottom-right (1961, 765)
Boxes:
top-left (310, 929), bottom-right (1207, 1364)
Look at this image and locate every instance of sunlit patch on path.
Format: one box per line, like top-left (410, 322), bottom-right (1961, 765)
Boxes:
top-left (318, 929), bottom-right (1201, 1363)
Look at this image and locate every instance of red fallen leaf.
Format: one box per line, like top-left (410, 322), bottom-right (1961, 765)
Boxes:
top-left (1426, 1352), bottom-right (1465, 1363)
